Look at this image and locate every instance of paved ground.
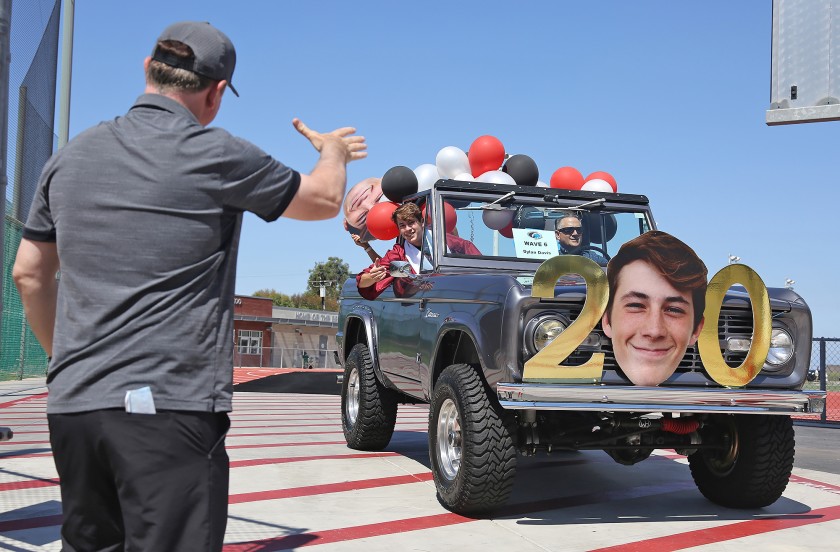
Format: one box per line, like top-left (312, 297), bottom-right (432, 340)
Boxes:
top-left (2, 372), bottom-right (840, 551)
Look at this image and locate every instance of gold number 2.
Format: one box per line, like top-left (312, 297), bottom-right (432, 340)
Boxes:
top-left (523, 256), bottom-right (608, 382)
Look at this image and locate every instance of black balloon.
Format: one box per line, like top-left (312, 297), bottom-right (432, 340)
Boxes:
top-left (502, 154), bottom-right (539, 187)
top-left (381, 166), bottom-right (419, 202)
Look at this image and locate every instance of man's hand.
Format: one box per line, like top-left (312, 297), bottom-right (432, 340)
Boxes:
top-left (351, 234), bottom-right (369, 249)
top-left (368, 263), bottom-right (388, 282)
top-left (293, 118), bottom-right (367, 164)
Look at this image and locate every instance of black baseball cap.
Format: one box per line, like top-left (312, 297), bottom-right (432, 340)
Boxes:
top-left (151, 21), bottom-right (239, 97)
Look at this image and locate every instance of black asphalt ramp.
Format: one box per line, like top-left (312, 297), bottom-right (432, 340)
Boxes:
top-left (234, 371), bottom-right (341, 395)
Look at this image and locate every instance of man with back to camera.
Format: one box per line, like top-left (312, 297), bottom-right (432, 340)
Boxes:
top-left (601, 230), bottom-right (708, 387)
top-left (555, 212), bottom-right (608, 265)
top-left (12, 21), bottom-right (366, 551)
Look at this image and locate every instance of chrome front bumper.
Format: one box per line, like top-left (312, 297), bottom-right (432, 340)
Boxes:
top-left (497, 383), bottom-right (826, 416)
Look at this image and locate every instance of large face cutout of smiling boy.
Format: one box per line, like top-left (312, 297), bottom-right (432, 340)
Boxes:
top-left (601, 231), bottom-right (708, 387)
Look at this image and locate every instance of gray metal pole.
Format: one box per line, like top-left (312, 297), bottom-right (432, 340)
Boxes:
top-left (0, 0), bottom-right (12, 332)
top-left (819, 338), bottom-right (827, 424)
top-left (57, 0), bottom-right (74, 148)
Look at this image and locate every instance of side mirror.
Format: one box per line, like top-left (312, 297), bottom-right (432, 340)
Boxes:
top-left (389, 260), bottom-right (415, 279)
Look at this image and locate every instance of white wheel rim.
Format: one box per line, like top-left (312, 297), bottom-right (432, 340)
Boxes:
top-left (346, 367), bottom-right (359, 425)
top-left (436, 398), bottom-right (462, 480)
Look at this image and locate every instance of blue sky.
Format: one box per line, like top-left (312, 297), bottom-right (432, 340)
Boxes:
top-left (26, 1), bottom-right (840, 337)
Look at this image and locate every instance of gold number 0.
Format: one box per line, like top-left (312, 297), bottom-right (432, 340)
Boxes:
top-left (698, 264), bottom-right (771, 388)
top-left (523, 256), bottom-right (608, 382)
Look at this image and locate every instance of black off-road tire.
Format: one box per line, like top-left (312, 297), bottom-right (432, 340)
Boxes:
top-left (429, 364), bottom-right (517, 514)
top-left (688, 414), bottom-right (794, 508)
top-left (341, 343), bottom-right (397, 450)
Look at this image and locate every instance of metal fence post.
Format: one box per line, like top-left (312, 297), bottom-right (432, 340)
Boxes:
top-left (819, 338), bottom-right (827, 423)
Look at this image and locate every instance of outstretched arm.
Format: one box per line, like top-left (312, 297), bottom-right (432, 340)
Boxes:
top-left (282, 119), bottom-right (368, 221)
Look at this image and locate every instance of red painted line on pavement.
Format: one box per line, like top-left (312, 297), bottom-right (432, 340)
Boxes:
top-left (229, 472), bottom-right (434, 504)
top-left (0, 439), bottom-right (48, 446)
top-left (790, 474), bottom-right (840, 495)
top-left (227, 417), bottom-right (341, 422)
top-left (228, 430), bottom-right (344, 438)
top-left (223, 513), bottom-right (469, 551)
top-left (221, 480), bottom-right (694, 551)
top-left (0, 392), bottom-right (48, 409)
top-left (230, 452), bottom-right (399, 468)
top-left (0, 478), bottom-right (59, 492)
top-left (230, 408), bottom-right (339, 413)
top-left (232, 423), bottom-right (338, 429)
top-left (226, 440), bottom-right (348, 450)
top-left (589, 504), bottom-right (840, 552)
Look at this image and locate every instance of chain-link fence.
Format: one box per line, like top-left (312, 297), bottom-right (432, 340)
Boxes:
top-left (805, 338), bottom-right (840, 424)
top-left (234, 347), bottom-right (340, 370)
top-left (1, 0), bottom-right (60, 381)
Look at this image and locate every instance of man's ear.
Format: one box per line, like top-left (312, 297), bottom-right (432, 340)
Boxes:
top-left (206, 80), bottom-right (226, 110)
top-left (689, 316), bottom-right (705, 345)
top-left (601, 311), bottom-right (613, 338)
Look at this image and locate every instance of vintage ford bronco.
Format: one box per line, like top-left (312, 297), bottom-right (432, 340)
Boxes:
top-left (336, 180), bottom-right (826, 514)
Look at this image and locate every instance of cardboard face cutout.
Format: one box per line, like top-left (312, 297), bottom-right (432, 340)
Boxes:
top-left (601, 231), bottom-right (708, 387)
top-left (343, 177), bottom-right (383, 242)
top-left (602, 260), bottom-right (704, 386)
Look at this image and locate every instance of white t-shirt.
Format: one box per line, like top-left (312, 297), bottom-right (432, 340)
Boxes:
top-left (404, 241), bottom-right (422, 274)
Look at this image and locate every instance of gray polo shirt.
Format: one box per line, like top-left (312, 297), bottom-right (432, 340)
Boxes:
top-left (23, 94), bottom-right (300, 414)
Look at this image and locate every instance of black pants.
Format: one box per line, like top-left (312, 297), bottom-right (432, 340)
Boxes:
top-left (48, 410), bottom-right (230, 552)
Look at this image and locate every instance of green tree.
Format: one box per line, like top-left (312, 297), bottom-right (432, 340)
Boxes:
top-left (307, 257), bottom-right (350, 300)
top-left (253, 288), bottom-right (294, 307)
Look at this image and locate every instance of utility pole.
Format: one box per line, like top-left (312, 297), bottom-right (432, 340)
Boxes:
top-left (311, 280), bottom-right (335, 310)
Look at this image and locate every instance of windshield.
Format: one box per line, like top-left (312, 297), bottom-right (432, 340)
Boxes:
top-left (436, 191), bottom-right (652, 265)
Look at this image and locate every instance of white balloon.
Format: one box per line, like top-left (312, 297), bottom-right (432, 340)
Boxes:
top-left (536, 180), bottom-right (549, 188)
top-left (581, 178), bottom-right (613, 193)
top-left (477, 170), bottom-right (517, 186)
top-left (453, 172), bottom-right (475, 181)
top-left (482, 209), bottom-right (515, 230)
top-left (414, 163), bottom-right (441, 192)
top-left (435, 146), bottom-right (471, 178)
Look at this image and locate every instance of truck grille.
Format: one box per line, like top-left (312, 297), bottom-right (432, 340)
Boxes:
top-left (562, 307), bottom-right (754, 372)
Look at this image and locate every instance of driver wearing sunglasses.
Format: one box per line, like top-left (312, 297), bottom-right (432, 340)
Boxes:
top-left (555, 213), bottom-right (607, 264)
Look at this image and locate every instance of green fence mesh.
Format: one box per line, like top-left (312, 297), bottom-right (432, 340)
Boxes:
top-left (2, 214), bottom-right (48, 380)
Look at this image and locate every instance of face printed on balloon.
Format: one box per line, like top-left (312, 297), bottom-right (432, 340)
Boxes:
top-left (343, 177), bottom-right (383, 241)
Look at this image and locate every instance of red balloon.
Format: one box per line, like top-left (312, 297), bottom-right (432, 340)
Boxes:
top-left (442, 202), bottom-right (457, 233)
top-left (422, 201), bottom-right (458, 233)
top-left (499, 220), bottom-right (514, 238)
top-left (550, 166), bottom-right (584, 190)
top-left (366, 201), bottom-right (399, 240)
top-left (468, 135), bottom-right (506, 177)
top-left (585, 171), bottom-right (617, 192)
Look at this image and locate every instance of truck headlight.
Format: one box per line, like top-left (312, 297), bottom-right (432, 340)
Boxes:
top-left (529, 316), bottom-right (567, 352)
top-left (766, 328), bottom-right (794, 366)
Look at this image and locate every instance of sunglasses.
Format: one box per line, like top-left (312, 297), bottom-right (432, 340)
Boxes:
top-left (556, 227), bottom-right (583, 236)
